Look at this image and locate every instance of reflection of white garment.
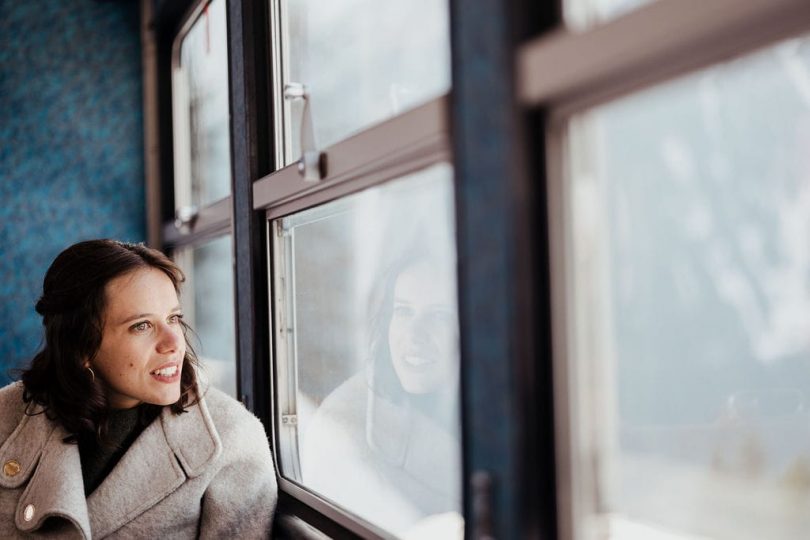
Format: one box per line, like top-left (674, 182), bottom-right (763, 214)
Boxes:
top-left (301, 373), bottom-right (461, 535)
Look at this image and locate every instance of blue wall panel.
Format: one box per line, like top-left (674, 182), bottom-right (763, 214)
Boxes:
top-left (0, 0), bottom-right (144, 382)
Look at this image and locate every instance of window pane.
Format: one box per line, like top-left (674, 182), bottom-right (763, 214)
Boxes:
top-left (283, 0), bottom-right (450, 160)
top-left (173, 0), bottom-right (231, 209)
top-left (566, 37), bottom-right (810, 539)
top-left (273, 164), bottom-right (463, 538)
top-left (175, 235), bottom-right (236, 398)
top-left (565, 0), bottom-right (654, 29)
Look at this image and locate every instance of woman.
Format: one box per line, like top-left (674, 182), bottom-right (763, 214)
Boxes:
top-left (302, 252), bottom-right (462, 536)
top-left (0, 239), bottom-right (276, 539)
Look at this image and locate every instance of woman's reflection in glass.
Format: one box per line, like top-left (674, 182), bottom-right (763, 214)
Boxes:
top-left (302, 249), bottom-right (462, 537)
top-left (366, 253), bottom-right (460, 471)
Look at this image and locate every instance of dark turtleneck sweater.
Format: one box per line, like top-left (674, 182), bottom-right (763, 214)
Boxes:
top-left (78, 405), bottom-right (161, 496)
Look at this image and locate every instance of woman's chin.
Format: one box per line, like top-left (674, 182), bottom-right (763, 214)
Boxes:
top-left (145, 387), bottom-right (182, 406)
top-left (398, 374), bottom-right (442, 395)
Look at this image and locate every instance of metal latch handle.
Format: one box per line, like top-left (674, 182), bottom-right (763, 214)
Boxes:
top-left (284, 82), bottom-right (326, 182)
top-left (174, 205), bottom-right (198, 231)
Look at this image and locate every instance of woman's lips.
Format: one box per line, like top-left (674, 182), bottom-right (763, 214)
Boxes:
top-left (402, 355), bottom-right (436, 367)
top-left (150, 363), bottom-right (181, 382)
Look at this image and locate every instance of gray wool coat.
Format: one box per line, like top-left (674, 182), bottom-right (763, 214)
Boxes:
top-left (0, 381), bottom-right (277, 539)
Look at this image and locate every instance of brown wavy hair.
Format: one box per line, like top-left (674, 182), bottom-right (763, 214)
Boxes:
top-left (20, 239), bottom-right (200, 443)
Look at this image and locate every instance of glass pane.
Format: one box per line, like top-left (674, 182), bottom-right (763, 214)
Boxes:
top-left (175, 235), bottom-right (236, 398)
top-left (565, 0), bottom-right (654, 30)
top-left (173, 0), bottom-right (231, 209)
top-left (273, 164), bottom-right (463, 538)
top-left (566, 37), bottom-right (810, 539)
top-left (283, 0), bottom-right (450, 160)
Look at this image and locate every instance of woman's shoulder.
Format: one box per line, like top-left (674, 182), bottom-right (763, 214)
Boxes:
top-left (0, 381), bottom-right (24, 401)
top-left (302, 373), bottom-right (368, 463)
top-left (198, 385), bottom-right (270, 451)
top-left (316, 372), bottom-right (367, 423)
top-left (0, 382), bottom-right (28, 441)
top-left (200, 386), bottom-right (261, 426)
top-left (0, 381), bottom-right (26, 412)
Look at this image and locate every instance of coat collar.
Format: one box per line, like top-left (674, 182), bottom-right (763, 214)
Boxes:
top-left (0, 400), bottom-right (54, 490)
top-left (1, 388), bottom-right (221, 539)
top-left (0, 400), bottom-right (91, 539)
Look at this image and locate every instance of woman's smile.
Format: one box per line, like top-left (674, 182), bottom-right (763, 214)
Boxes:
top-left (388, 260), bottom-right (459, 394)
top-left (149, 362), bottom-right (182, 382)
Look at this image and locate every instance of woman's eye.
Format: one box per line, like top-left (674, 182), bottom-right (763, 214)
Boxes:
top-left (168, 313), bottom-right (184, 324)
top-left (132, 321), bottom-right (151, 333)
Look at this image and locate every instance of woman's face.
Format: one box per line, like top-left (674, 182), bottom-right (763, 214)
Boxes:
top-left (90, 268), bottom-right (186, 409)
top-left (387, 260), bottom-right (459, 394)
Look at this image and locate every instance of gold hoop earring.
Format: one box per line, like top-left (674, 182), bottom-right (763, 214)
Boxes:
top-left (87, 367), bottom-right (95, 382)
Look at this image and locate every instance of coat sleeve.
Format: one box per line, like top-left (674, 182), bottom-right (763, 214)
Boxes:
top-left (198, 413), bottom-right (278, 539)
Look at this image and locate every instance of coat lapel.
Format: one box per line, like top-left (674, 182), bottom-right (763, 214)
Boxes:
top-left (11, 420), bottom-right (91, 539)
top-left (87, 394), bottom-right (221, 538)
top-left (86, 417), bottom-right (185, 538)
top-left (0, 401), bottom-right (54, 491)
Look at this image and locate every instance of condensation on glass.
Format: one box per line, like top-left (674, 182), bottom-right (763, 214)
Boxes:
top-left (172, 0), bottom-right (231, 209)
top-left (272, 164), bottom-right (463, 538)
top-left (175, 235), bottom-right (237, 398)
top-left (280, 0), bottom-right (450, 162)
top-left (564, 36), bottom-right (810, 539)
top-left (565, 0), bottom-right (654, 30)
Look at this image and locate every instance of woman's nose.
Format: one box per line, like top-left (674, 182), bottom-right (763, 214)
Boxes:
top-left (156, 323), bottom-right (182, 353)
top-left (405, 313), bottom-right (432, 343)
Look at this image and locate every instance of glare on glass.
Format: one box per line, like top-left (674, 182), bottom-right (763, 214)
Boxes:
top-left (282, 0), bottom-right (450, 161)
top-left (565, 0), bottom-right (654, 29)
top-left (175, 235), bottom-right (236, 398)
top-left (566, 36), bottom-right (810, 539)
top-left (173, 0), bottom-right (231, 209)
top-left (273, 164), bottom-right (463, 538)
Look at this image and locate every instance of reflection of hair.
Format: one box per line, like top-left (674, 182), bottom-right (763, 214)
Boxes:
top-left (365, 251), bottom-right (419, 406)
top-left (19, 239), bottom-right (200, 443)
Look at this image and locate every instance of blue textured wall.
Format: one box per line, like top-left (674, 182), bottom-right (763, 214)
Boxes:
top-left (0, 0), bottom-right (145, 382)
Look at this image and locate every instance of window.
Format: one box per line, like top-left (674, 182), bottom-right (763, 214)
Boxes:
top-left (172, 0), bottom-right (231, 210)
top-left (273, 0), bottom-right (450, 164)
top-left (167, 0), bottom-right (237, 398)
top-left (563, 35), bottom-right (810, 538)
top-left (261, 0), bottom-right (462, 533)
top-left (260, 101), bottom-right (463, 535)
top-left (272, 164), bottom-right (462, 537)
top-left (174, 235), bottom-right (237, 398)
top-left (518, 0), bottom-right (810, 538)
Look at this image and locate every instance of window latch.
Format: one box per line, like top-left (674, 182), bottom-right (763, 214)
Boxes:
top-left (284, 82), bottom-right (327, 182)
top-left (174, 205), bottom-right (199, 232)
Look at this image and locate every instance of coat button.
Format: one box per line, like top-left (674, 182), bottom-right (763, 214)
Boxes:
top-left (3, 459), bottom-right (21, 477)
top-left (23, 504), bottom-right (35, 522)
